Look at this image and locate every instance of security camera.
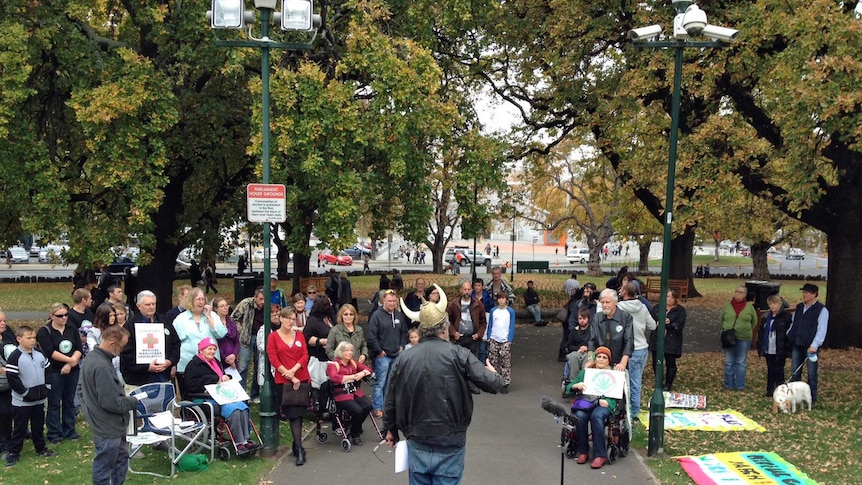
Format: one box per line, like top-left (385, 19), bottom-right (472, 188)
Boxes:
top-left (702, 24), bottom-right (739, 42)
top-left (682, 4), bottom-right (707, 37)
top-left (628, 25), bottom-right (662, 41)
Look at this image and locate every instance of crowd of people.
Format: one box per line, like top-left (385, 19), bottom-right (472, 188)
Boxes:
top-left (0, 261), bottom-right (830, 483)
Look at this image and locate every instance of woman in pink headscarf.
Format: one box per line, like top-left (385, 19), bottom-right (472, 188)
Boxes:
top-left (184, 338), bottom-right (255, 450)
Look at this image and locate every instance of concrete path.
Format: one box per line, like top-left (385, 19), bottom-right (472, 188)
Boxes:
top-left (266, 323), bottom-right (659, 485)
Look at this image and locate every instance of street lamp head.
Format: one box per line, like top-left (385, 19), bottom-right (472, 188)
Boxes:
top-left (628, 25), bottom-right (663, 41)
top-left (281, 0), bottom-right (314, 31)
top-left (209, 0), bottom-right (246, 29)
top-left (682, 4), bottom-right (707, 37)
top-left (254, 0), bottom-right (277, 9)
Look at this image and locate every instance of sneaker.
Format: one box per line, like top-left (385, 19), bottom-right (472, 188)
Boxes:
top-left (500, 385), bottom-right (509, 394)
top-left (334, 428), bottom-right (343, 436)
top-left (351, 436), bottom-right (363, 446)
top-left (49, 439), bottom-right (61, 445)
top-left (36, 449), bottom-right (56, 457)
top-left (6, 454), bottom-right (18, 467)
top-left (252, 397), bottom-right (261, 404)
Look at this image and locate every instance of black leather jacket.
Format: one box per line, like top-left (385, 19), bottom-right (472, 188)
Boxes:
top-left (383, 336), bottom-right (502, 440)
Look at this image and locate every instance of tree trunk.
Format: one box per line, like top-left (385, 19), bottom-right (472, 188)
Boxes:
top-left (429, 237), bottom-right (446, 274)
top-left (713, 237), bottom-right (721, 262)
top-left (137, 178), bottom-right (186, 315)
top-left (750, 240), bottom-right (771, 280)
top-left (823, 226), bottom-right (862, 348)
top-left (638, 240), bottom-right (651, 273)
top-left (668, 227), bottom-right (701, 298)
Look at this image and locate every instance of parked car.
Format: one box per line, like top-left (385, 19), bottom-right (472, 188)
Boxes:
top-left (30, 245), bottom-right (41, 257)
top-left (444, 247), bottom-right (471, 266)
top-left (566, 248), bottom-right (590, 264)
top-left (107, 256), bottom-right (137, 274)
top-left (130, 259), bottom-right (194, 278)
top-left (342, 248), bottom-right (364, 259)
top-left (5, 247), bottom-right (29, 263)
top-left (786, 248), bottom-right (805, 260)
top-left (318, 250), bottom-right (354, 266)
top-left (38, 245), bottom-right (68, 263)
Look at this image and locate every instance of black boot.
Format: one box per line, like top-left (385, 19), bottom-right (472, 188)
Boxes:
top-left (665, 368), bottom-right (677, 392)
top-left (295, 447), bottom-right (306, 466)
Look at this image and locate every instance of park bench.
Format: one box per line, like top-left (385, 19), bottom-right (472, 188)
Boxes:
top-left (516, 261), bottom-right (549, 273)
top-left (299, 276), bottom-right (329, 293)
top-left (645, 277), bottom-right (690, 301)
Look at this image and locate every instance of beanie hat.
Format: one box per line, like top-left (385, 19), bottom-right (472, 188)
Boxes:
top-left (198, 337), bottom-right (217, 352)
top-left (595, 346), bottom-right (612, 361)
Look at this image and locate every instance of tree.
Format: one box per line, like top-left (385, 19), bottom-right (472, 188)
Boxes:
top-left (525, 136), bottom-right (618, 276)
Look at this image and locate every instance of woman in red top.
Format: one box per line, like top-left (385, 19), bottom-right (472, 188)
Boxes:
top-left (325, 341), bottom-right (373, 445)
top-left (267, 308), bottom-right (310, 465)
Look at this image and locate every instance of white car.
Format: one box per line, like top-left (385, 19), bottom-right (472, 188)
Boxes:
top-left (5, 246), bottom-right (29, 263)
top-left (567, 248), bottom-right (590, 264)
top-left (786, 249), bottom-right (805, 260)
top-left (38, 244), bottom-right (69, 263)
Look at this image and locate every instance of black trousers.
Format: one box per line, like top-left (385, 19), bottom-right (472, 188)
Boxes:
top-left (337, 396), bottom-right (372, 436)
top-left (9, 403), bottom-right (46, 456)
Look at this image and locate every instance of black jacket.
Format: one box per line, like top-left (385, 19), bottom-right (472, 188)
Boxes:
top-left (119, 312), bottom-right (180, 385)
top-left (383, 336), bottom-right (502, 441)
top-left (183, 354), bottom-right (224, 396)
top-left (757, 310), bottom-right (792, 358)
top-left (649, 305), bottom-right (687, 357)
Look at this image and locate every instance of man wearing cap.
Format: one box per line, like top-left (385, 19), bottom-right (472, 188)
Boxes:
top-left (588, 289), bottom-right (634, 372)
top-left (387, 285), bottom-right (502, 483)
top-left (787, 283), bottom-right (828, 405)
top-left (270, 273), bottom-right (287, 308)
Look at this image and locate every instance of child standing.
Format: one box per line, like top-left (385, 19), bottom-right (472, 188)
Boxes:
top-left (485, 292), bottom-right (516, 394)
top-left (5, 325), bottom-right (55, 467)
top-left (404, 327), bottom-right (420, 351)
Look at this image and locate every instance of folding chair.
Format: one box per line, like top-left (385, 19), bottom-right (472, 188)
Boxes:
top-left (127, 382), bottom-right (216, 478)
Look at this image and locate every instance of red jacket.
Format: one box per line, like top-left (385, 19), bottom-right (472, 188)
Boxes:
top-left (267, 330), bottom-right (310, 385)
top-left (325, 359), bottom-right (372, 402)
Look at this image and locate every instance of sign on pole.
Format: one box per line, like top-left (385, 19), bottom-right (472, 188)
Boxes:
top-left (247, 183), bottom-right (286, 223)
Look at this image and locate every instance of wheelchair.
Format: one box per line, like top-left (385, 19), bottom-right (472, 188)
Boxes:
top-left (314, 381), bottom-right (383, 453)
top-left (127, 382), bottom-right (216, 478)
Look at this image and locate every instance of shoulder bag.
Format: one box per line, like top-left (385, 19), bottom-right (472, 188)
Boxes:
top-left (720, 317), bottom-right (738, 349)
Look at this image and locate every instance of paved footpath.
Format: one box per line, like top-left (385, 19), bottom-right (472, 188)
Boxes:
top-left (267, 323), bottom-right (659, 485)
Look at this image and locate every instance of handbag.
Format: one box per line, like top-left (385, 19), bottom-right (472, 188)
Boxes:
top-left (571, 396), bottom-right (599, 411)
top-left (281, 382), bottom-right (312, 407)
top-left (720, 317), bottom-right (738, 349)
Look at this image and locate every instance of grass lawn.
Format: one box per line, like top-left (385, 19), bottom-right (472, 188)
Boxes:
top-left (630, 347), bottom-right (861, 485)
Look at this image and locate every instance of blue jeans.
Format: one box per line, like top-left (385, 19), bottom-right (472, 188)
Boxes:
top-left (46, 370), bottom-right (79, 442)
top-left (526, 304), bottom-right (542, 323)
top-left (575, 405), bottom-right (611, 458)
top-left (407, 440), bottom-right (466, 485)
top-left (239, 340), bottom-right (260, 398)
top-left (723, 339), bottom-right (751, 390)
top-left (477, 341), bottom-right (488, 364)
top-left (92, 434), bottom-right (130, 485)
top-left (628, 348), bottom-right (648, 415)
top-left (790, 346), bottom-right (819, 403)
top-left (372, 355), bottom-right (395, 411)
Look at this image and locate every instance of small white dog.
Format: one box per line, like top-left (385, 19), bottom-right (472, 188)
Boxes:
top-left (772, 382), bottom-right (812, 413)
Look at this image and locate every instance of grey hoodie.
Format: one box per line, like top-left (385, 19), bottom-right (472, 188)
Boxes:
top-left (617, 299), bottom-right (657, 351)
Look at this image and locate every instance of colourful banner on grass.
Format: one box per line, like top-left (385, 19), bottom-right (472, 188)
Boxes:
top-left (677, 451), bottom-right (818, 484)
top-left (637, 409), bottom-right (766, 432)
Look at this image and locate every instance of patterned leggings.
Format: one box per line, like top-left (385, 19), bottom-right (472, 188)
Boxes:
top-left (488, 340), bottom-right (512, 386)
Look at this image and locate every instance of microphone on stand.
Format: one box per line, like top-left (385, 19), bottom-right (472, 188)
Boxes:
top-left (540, 395), bottom-right (570, 417)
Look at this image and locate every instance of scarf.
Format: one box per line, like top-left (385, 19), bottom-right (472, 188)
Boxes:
top-left (731, 298), bottom-right (747, 317)
top-left (199, 352), bottom-right (223, 379)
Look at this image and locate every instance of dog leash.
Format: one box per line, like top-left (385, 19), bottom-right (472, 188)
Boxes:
top-left (786, 353), bottom-right (817, 385)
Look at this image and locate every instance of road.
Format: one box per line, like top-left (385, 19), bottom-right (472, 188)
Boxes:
top-left (0, 241), bottom-right (828, 280)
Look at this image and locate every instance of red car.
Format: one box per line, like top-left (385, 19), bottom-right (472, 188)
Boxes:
top-left (318, 250), bottom-right (354, 266)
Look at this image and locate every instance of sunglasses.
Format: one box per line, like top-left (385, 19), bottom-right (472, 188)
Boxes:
top-left (307, 291), bottom-right (316, 295)
top-left (342, 312), bottom-right (355, 316)
top-left (384, 289), bottom-right (397, 295)
top-left (52, 313), bottom-right (69, 318)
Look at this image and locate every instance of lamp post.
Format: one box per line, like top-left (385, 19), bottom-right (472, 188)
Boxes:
top-left (628, 0), bottom-right (738, 457)
top-left (208, 0), bottom-right (319, 455)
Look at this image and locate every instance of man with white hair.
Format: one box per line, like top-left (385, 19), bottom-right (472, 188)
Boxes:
top-left (387, 285), bottom-right (502, 484)
top-left (120, 290), bottom-right (179, 391)
top-left (588, 289), bottom-right (634, 372)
